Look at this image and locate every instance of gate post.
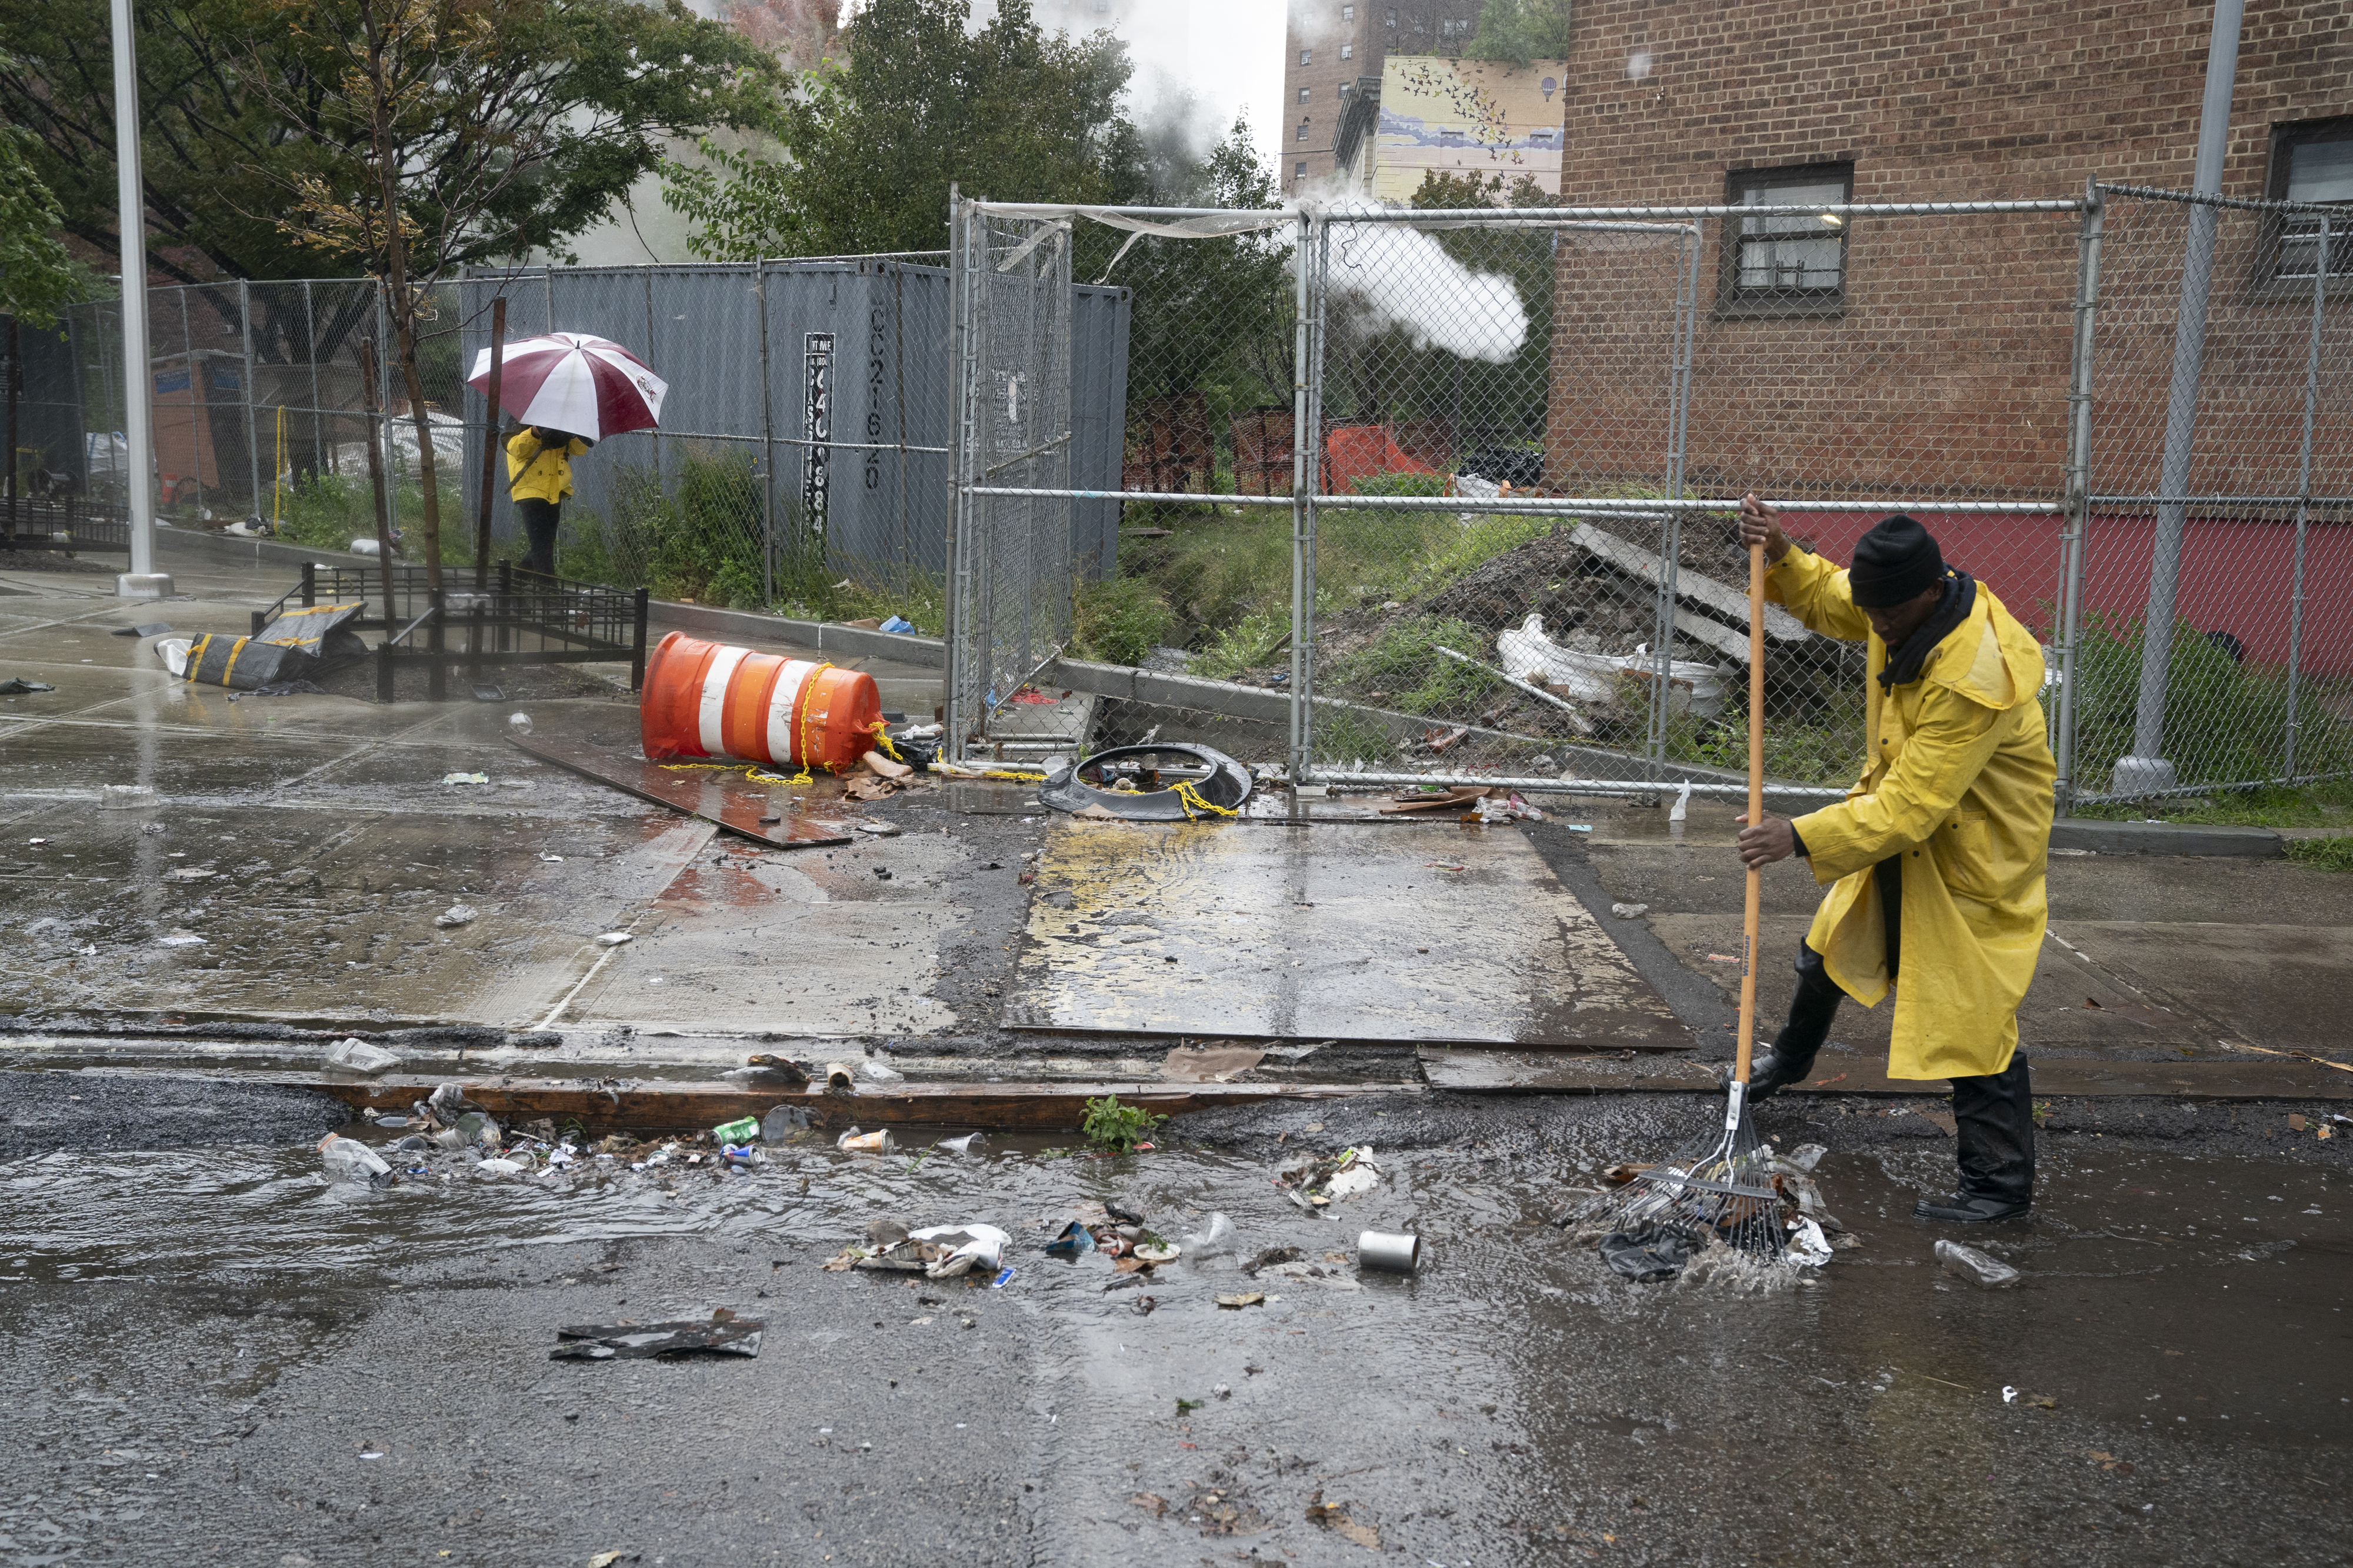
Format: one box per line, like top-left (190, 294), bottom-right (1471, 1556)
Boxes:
top-left (2053, 182), bottom-right (2107, 814)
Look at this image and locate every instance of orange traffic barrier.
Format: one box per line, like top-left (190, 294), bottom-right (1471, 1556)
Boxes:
top-left (639, 630), bottom-right (882, 773)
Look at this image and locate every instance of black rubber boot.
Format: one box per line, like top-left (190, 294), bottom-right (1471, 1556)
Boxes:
top-left (1728, 943), bottom-right (1846, 1102)
top-left (1914, 1053), bottom-right (2035, 1222)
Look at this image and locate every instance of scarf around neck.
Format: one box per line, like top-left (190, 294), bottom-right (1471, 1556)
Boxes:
top-left (1877, 569), bottom-right (1977, 690)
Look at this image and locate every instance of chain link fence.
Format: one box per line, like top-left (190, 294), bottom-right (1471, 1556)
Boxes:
top-left (944, 187), bottom-right (2353, 809)
top-left (2063, 186), bottom-right (2353, 801)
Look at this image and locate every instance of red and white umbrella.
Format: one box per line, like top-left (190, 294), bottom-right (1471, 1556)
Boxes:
top-left (466, 332), bottom-right (667, 441)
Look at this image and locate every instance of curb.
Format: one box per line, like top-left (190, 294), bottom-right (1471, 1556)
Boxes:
top-left (2051, 819), bottom-right (2282, 858)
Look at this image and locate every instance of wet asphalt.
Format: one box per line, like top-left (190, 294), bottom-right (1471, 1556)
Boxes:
top-left (2, 1073), bottom-right (2348, 1567)
top-left (4, 558), bottom-right (2351, 1565)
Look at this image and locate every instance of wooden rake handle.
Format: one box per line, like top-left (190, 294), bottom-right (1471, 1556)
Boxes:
top-left (1734, 538), bottom-right (1767, 1088)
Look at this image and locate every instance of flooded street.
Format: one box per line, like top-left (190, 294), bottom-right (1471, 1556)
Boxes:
top-left (4, 558), bottom-right (2351, 1566)
top-left (2, 1082), bottom-right (2344, 1567)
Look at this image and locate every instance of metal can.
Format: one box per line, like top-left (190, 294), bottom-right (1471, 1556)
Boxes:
top-left (1358, 1230), bottom-right (1422, 1273)
top-left (712, 1116), bottom-right (760, 1144)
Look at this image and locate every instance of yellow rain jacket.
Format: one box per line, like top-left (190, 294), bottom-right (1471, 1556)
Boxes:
top-left (505, 429), bottom-right (589, 505)
top-left (1768, 548), bottom-right (2055, 1080)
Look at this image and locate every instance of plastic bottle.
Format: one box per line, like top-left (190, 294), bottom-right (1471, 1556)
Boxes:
top-left (319, 1135), bottom-right (392, 1186)
top-left (1935, 1238), bottom-right (2022, 1289)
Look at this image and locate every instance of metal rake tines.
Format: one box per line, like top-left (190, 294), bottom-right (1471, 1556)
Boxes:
top-left (1602, 1130), bottom-right (1787, 1258)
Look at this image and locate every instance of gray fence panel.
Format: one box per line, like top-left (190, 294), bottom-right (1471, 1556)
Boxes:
top-left (1069, 282), bottom-right (1131, 579)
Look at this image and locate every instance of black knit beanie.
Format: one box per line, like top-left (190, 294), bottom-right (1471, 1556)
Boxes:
top-left (1848, 515), bottom-right (1945, 608)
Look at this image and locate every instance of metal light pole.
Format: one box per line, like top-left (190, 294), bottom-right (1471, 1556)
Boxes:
top-left (110, 0), bottom-right (170, 598)
top-left (2117, 0), bottom-right (2243, 795)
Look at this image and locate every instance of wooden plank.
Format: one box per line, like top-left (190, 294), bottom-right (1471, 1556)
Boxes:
top-left (296, 1073), bottom-right (1394, 1135)
top-left (1417, 1048), bottom-right (2353, 1100)
top-left (1569, 522), bottom-right (1812, 645)
top-left (507, 730), bottom-right (857, 850)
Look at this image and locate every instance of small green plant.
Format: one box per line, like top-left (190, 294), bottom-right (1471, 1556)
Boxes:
top-left (1081, 1093), bottom-right (1165, 1153)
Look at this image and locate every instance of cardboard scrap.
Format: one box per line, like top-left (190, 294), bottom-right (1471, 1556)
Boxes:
top-left (1158, 1043), bottom-right (1267, 1083)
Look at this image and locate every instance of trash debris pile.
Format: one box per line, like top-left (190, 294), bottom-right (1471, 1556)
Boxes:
top-left (1561, 1140), bottom-right (1848, 1287)
top-left (1377, 783), bottom-right (1546, 822)
top-left (1275, 1146), bottom-right (1385, 1210)
top-left (318, 1086), bottom-right (829, 1192)
top-left (823, 1219), bottom-right (1014, 1285)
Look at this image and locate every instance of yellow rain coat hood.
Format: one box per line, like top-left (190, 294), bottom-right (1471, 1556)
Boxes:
top-left (1768, 548), bottom-right (2056, 1080)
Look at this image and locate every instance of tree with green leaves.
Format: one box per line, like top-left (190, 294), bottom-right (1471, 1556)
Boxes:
top-left (0, 66), bottom-right (84, 331)
top-left (1464, 0), bottom-right (1574, 67)
top-left (0, 0), bottom-right (776, 285)
top-left (220, 0), bottom-right (777, 588)
top-left (662, 0), bottom-right (1128, 261)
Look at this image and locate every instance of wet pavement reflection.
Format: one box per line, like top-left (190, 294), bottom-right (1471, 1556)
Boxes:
top-left (2, 1103), bottom-right (2345, 1565)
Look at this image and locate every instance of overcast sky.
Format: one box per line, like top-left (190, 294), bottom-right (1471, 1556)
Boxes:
top-left (1038, 0), bottom-right (1289, 173)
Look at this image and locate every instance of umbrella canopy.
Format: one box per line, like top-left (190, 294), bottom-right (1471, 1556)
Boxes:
top-left (466, 332), bottom-right (667, 441)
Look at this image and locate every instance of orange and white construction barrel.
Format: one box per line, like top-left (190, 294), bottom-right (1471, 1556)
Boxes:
top-left (638, 630), bottom-right (882, 772)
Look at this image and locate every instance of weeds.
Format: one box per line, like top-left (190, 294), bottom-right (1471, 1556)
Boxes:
top-left (1081, 1093), bottom-right (1165, 1154)
top-left (2067, 611), bottom-right (2352, 792)
top-left (1074, 575), bottom-right (1177, 666)
top-left (1334, 613), bottom-right (1498, 715)
top-left (2284, 835), bottom-right (2353, 872)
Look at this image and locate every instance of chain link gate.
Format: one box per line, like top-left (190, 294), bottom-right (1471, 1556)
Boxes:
top-left (946, 205), bottom-right (1078, 757)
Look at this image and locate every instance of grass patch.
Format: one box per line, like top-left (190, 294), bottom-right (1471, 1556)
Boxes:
top-left (269, 472), bottom-right (472, 567)
top-left (1335, 613), bottom-right (1498, 715)
top-left (2068, 773), bottom-right (2353, 829)
top-left (2284, 835), bottom-right (2353, 872)
top-left (1074, 575), bottom-right (1178, 666)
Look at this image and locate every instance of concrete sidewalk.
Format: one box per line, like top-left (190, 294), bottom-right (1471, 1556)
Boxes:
top-left (3, 553), bottom-right (2348, 1117)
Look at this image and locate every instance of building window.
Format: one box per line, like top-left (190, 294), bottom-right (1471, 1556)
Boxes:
top-left (1719, 163), bottom-right (1853, 317)
top-left (1440, 17), bottom-right (1467, 42)
top-left (1301, 48), bottom-right (1312, 65)
top-left (1343, 4), bottom-right (1354, 18)
top-left (1299, 87), bottom-right (1311, 102)
top-left (1341, 42), bottom-right (1353, 59)
top-left (1297, 161), bottom-right (1308, 176)
top-left (2269, 118), bottom-right (2353, 279)
top-left (1385, 8), bottom-right (1397, 26)
top-left (1298, 119), bottom-right (1311, 141)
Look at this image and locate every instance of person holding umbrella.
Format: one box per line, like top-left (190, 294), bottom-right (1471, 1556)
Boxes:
top-left (467, 331), bottom-right (668, 579)
top-left (505, 422), bottom-right (591, 578)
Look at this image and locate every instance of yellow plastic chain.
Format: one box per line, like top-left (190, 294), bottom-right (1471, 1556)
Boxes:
top-left (1172, 779), bottom-right (1238, 820)
top-left (792, 663), bottom-right (832, 782)
top-left (659, 760), bottom-right (800, 787)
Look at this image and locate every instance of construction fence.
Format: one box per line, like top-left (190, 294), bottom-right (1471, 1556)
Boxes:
top-left (25, 261), bottom-right (1132, 624)
top-left (945, 185), bottom-right (2353, 809)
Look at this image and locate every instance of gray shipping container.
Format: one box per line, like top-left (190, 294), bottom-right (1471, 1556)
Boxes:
top-left (458, 261), bottom-right (1129, 587)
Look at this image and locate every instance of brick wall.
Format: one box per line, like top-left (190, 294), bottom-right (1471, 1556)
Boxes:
top-left (1541, 0), bottom-right (2353, 502)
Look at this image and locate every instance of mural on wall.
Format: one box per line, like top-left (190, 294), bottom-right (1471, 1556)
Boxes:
top-left (1373, 56), bottom-right (1566, 202)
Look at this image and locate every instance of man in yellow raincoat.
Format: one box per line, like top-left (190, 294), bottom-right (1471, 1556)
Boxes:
top-left (1733, 498), bottom-right (2054, 1223)
top-left (506, 425), bottom-right (593, 578)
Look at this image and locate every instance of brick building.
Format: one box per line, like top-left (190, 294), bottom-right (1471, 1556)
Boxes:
top-left (1282, 2), bottom-right (1489, 191)
top-left (1537, 1), bottom-right (2352, 657)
